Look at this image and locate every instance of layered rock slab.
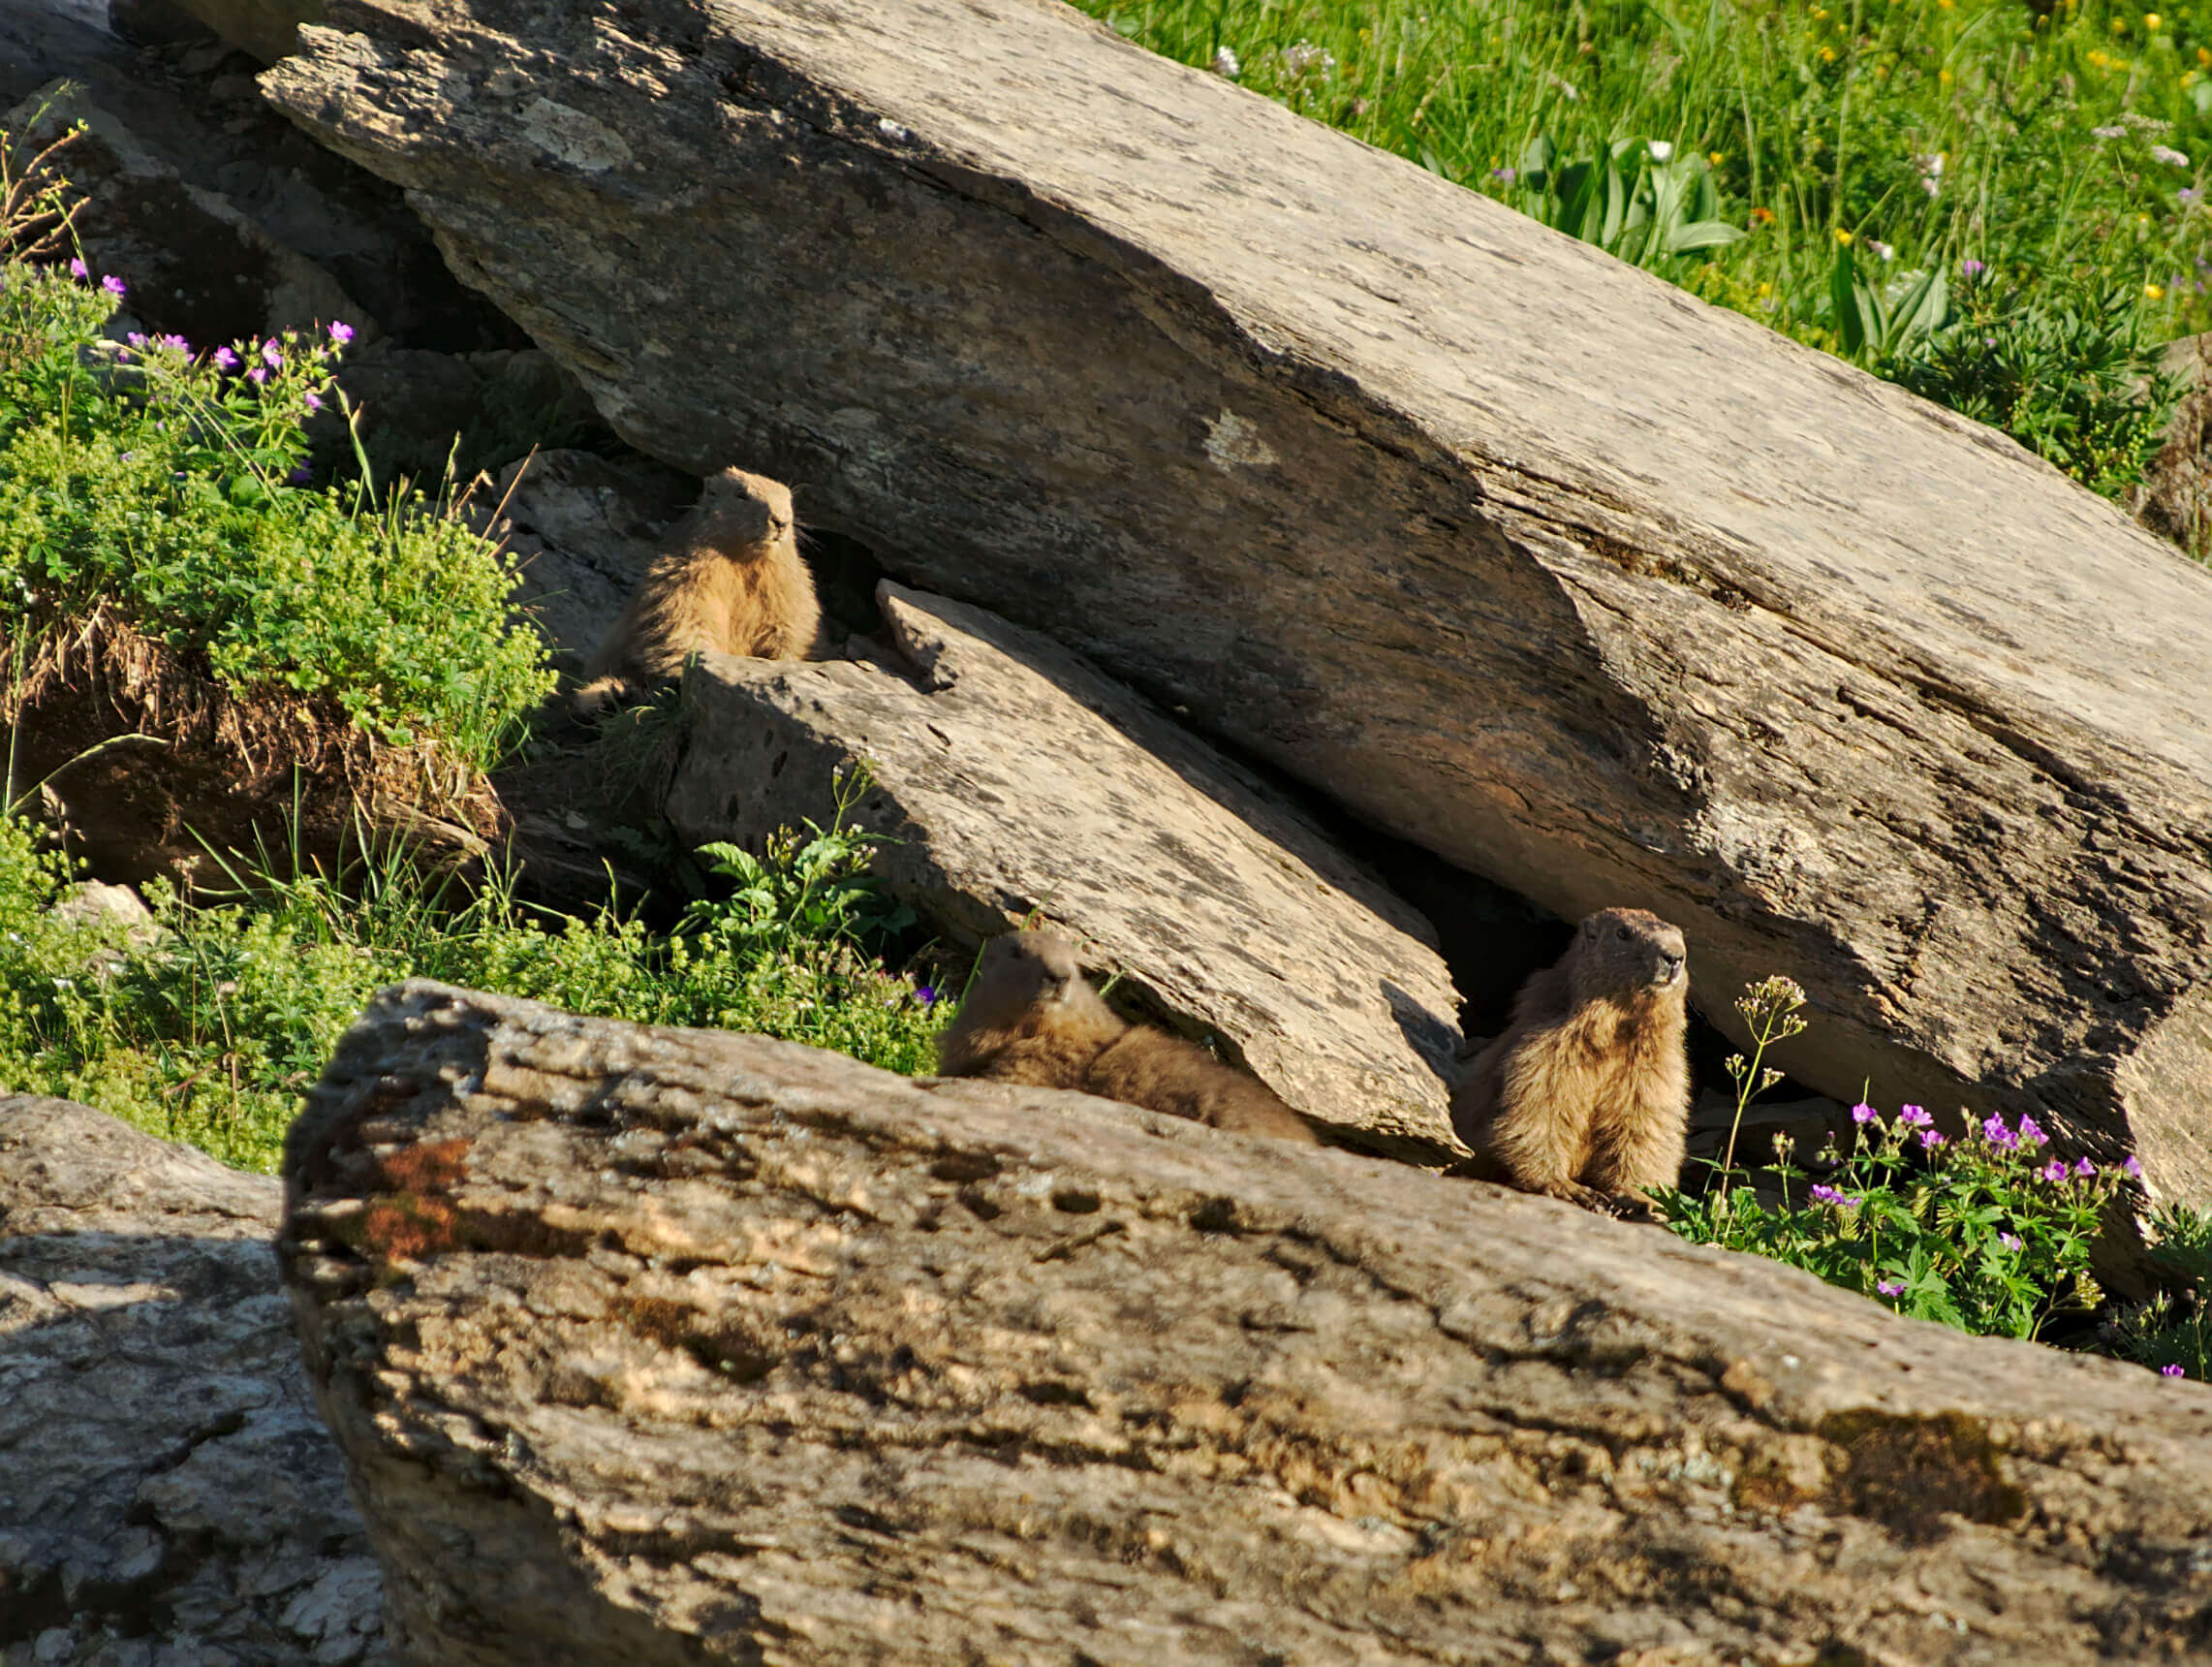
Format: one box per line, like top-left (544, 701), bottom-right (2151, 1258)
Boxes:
top-left (265, 0), bottom-right (2212, 1197)
top-left (0, 1097), bottom-right (388, 1665)
top-left (665, 581), bottom-right (1463, 1160)
top-left (283, 981), bottom-right (2212, 1665)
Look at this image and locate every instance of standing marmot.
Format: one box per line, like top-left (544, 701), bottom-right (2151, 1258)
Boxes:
top-left (1449, 906), bottom-right (1690, 1217)
top-left (572, 466), bottom-right (822, 715)
top-left (937, 930), bottom-right (1319, 1145)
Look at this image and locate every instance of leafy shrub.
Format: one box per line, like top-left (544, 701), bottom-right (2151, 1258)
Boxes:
top-left (1502, 135), bottom-right (1746, 267)
top-left (1889, 265), bottom-right (2181, 495)
top-left (0, 130), bottom-right (551, 769)
top-left (0, 787), bottom-right (945, 1173)
top-left (1662, 976), bottom-right (2145, 1352)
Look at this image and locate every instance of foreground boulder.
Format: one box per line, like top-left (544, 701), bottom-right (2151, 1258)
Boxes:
top-left (0, 1098), bottom-right (387, 1665)
top-left (282, 982), bottom-right (2212, 1664)
top-left (265, 0), bottom-right (2212, 1200)
top-left (667, 581), bottom-right (1464, 1159)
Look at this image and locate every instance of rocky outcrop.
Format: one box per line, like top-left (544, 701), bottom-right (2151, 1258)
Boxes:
top-left (0, 1097), bottom-right (388, 1665)
top-left (668, 581), bottom-right (1464, 1158)
top-left (281, 981), bottom-right (2212, 1665)
top-left (264, 0), bottom-right (2212, 1201)
top-left (167, 0), bottom-right (320, 65)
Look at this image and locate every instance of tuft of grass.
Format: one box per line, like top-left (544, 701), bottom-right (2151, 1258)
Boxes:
top-left (0, 774), bottom-right (947, 1174)
top-left (1086, 0), bottom-right (2203, 498)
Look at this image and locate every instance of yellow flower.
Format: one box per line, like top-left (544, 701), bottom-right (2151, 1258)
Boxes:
top-left (2145, 12), bottom-right (2162, 28)
top-left (2112, 16), bottom-right (2127, 31)
top-left (1937, 0), bottom-right (1952, 8)
top-left (2199, 45), bottom-right (2210, 64)
top-left (1709, 150), bottom-right (1725, 166)
top-left (1812, 5), bottom-right (1826, 16)
top-left (1822, 45), bottom-right (1838, 60)
top-left (2139, 212), bottom-right (2153, 225)
top-left (1939, 66), bottom-right (1953, 81)
top-left (2147, 283), bottom-right (2166, 299)
top-left (1834, 228), bottom-right (1854, 244)
top-left (1757, 281), bottom-right (1774, 297)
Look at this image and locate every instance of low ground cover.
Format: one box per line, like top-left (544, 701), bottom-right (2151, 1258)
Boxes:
top-left (1082, 0), bottom-right (2203, 505)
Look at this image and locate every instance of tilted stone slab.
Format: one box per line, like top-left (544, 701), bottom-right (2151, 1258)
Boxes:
top-left (265, 0), bottom-right (2212, 1195)
top-left (282, 982), bottom-right (2212, 1666)
top-left (666, 581), bottom-right (1464, 1161)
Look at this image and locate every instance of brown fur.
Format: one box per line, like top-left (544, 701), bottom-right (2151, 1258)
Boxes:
top-left (936, 931), bottom-right (1319, 1145)
top-left (1449, 907), bottom-right (1691, 1217)
top-left (573, 467), bottom-right (822, 714)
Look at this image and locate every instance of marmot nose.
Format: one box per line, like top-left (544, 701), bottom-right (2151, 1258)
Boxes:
top-left (1659, 953), bottom-right (1685, 982)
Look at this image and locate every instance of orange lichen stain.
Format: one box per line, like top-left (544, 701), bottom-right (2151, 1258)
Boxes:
top-left (359, 1194), bottom-right (463, 1261)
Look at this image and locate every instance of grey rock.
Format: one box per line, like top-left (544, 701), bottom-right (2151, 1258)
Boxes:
top-left (281, 981), bottom-right (2212, 1665)
top-left (161, 0), bottom-right (316, 64)
top-left (0, 1098), bottom-right (388, 1666)
top-left (265, 0), bottom-right (2212, 1202)
top-left (667, 581), bottom-right (1465, 1158)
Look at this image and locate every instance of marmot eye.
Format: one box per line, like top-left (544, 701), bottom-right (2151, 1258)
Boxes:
top-left (1616, 925), bottom-right (1634, 941)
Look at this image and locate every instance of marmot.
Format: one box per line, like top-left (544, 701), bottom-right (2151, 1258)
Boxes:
top-left (937, 930), bottom-right (1319, 1145)
top-left (572, 466), bottom-right (821, 714)
top-left (1449, 906), bottom-right (1690, 1217)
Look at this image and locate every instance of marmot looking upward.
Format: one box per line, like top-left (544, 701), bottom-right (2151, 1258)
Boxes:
top-left (937, 930), bottom-right (1319, 1145)
top-left (1449, 907), bottom-right (1691, 1217)
top-left (572, 466), bottom-right (822, 715)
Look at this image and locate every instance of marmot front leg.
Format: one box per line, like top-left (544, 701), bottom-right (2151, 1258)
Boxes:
top-left (1483, 1088), bottom-right (1615, 1214)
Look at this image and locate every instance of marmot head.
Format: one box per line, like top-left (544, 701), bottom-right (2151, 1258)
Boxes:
top-left (695, 466), bottom-right (795, 551)
top-left (1568, 907), bottom-right (1688, 1005)
top-left (966, 929), bottom-right (1085, 1018)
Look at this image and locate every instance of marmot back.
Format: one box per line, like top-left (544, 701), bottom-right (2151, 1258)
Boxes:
top-left (936, 930), bottom-right (1317, 1145)
top-left (1449, 906), bottom-right (1691, 1216)
top-left (573, 466), bottom-right (822, 714)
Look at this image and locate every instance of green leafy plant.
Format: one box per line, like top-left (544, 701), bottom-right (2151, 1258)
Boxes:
top-left (1508, 135), bottom-right (1746, 266)
top-left (1889, 265), bottom-right (2181, 496)
top-left (0, 127), bottom-right (552, 770)
top-left (1828, 240), bottom-right (1949, 359)
top-left (1663, 976), bottom-right (2139, 1347)
top-left (0, 787), bottom-right (945, 1173)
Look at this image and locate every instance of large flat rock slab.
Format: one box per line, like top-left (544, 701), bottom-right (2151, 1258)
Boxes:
top-left (0, 1098), bottom-right (388, 1665)
top-left (666, 582), bottom-right (1464, 1161)
top-left (282, 981), bottom-right (2212, 1665)
top-left (264, 0), bottom-right (2212, 1197)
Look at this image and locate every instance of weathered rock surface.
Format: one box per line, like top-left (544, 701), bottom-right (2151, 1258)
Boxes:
top-left (2132, 331), bottom-right (2212, 559)
top-left (11, 79), bottom-right (373, 351)
top-left (282, 981), bottom-right (2212, 1665)
top-left (265, 0), bottom-right (2212, 1200)
top-left (667, 581), bottom-right (1464, 1158)
top-left (0, 1097), bottom-right (388, 1665)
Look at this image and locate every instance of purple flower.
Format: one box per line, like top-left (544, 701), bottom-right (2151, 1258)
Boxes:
top-left (212, 345), bottom-right (238, 370)
top-left (303, 391), bottom-right (323, 412)
top-left (1961, 257), bottom-right (1985, 277)
top-left (915, 985), bottom-right (937, 1006)
top-left (287, 464), bottom-right (312, 485)
top-left (101, 274), bottom-right (125, 297)
top-left (1852, 1101), bottom-right (1879, 1124)
top-left (2182, 188), bottom-right (2201, 204)
top-left (2074, 1157), bottom-right (2098, 1179)
top-left (1876, 1278), bottom-right (1906, 1297)
top-left (327, 319), bottom-right (356, 344)
top-left (2165, 1364), bottom-right (2187, 1378)
top-left (2039, 1159), bottom-right (2069, 1183)
top-left (1982, 1115), bottom-right (2018, 1150)
top-left (247, 365), bottom-right (267, 385)
top-left (1809, 1184), bottom-right (1859, 1208)
top-left (1896, 1104), bottom-right (1933, 1128)
top-left (2017, 1116), bottom-right (2046, 1148)
top-left (1999, 1232), bottom-right (2023, 1251)
top-left (124, 331), bottom-right (146, 349)
top-left (261, 339), bottom-right (284, 368)
top-left (2123, 1155), bottom-right (2144, 1179)
top-left (158, 333), bottom-right (188, 353)
top-left (69, 257), bottom-right (87, 280)
top-left (1918, 1128), bottom-right (1947, 1150)
top-left (1491, 167), bottom-right (1516, 184)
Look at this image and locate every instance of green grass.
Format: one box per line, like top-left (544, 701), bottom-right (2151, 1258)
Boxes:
top-left (0, 791), bottom-right (948, 1173)
top-left (1083, 0), bottom-right (2205, 497)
